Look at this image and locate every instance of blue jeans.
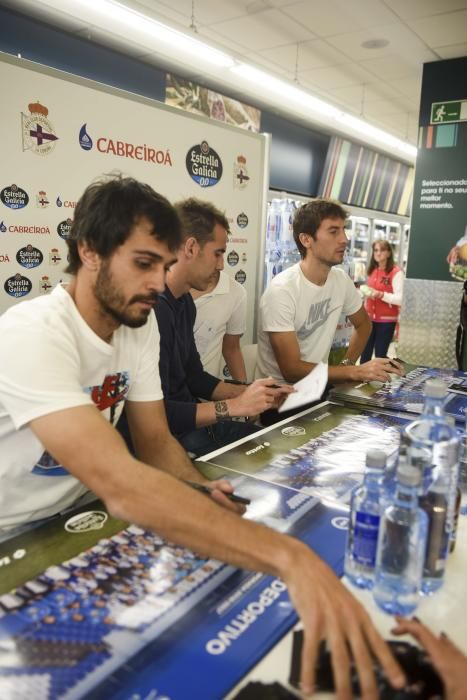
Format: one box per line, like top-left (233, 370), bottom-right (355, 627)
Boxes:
top-left (180, 421), bottom-right (260, 458)
top-left (360, 321), bottom-right (397, 363)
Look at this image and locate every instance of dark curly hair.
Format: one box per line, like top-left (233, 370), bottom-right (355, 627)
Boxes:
top-left (65, 173), bottom-right (182, 274)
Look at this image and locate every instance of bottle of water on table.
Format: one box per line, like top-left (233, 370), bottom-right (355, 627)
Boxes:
top-left (404, 379), bottom-right (460, 594)
top-left (373, 459), bottom-right (428, 616)
top-left (344, 449), bottom-right (386, 589)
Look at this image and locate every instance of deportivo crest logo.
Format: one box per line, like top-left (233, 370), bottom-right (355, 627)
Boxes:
top-left (36, 190), bottom-right (50, 208)
top-left (65, 511), bottom-right (108, 533)
top-left (186, 140), bottom-right (222, 187)
top-left (1, 184), bottom-right (29, 210)
top-left (21, 101), bottom-right (59, 156)
top-left (49, 248), bottom-right (62, 265)
top-left (233, 155), bottom-right (250, 188)
top-left (281, 425), bottom-right (306, 437)
top-left (39, 275), bottom-right (52, 294)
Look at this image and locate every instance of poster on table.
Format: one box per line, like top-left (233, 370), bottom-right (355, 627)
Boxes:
top-left (198, 403), bottom-right (410, 508)
top-left (0, 53), bottom-right (267, 343)
top-left (0, 475), bottom-right (346, 700)
top-left (329, 364), bottom-right (467, 423)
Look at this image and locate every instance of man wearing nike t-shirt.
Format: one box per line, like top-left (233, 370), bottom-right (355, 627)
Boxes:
top-left (257, 199), bottom-right (402, 422)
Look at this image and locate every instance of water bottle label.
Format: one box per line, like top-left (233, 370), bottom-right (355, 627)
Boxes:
top-left (353, 511), bottom-right (380, 567)
top-left (433, 440), bottom-right (459, 468)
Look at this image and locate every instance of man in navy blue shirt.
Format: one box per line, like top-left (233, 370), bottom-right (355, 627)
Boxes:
top-left (155, 198), bottom-right (290, 457)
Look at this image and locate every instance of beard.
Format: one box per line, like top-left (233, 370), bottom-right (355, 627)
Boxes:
top-left (94, 260), bottom-right (157, 328)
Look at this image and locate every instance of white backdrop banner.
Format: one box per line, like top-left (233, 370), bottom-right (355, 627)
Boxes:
top-left (0, 54), bottom-right (267, 342)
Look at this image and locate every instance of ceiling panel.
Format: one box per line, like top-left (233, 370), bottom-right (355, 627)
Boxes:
top-left (407, 10), bottom-right (467, 47)
top-left (207, 8), bottom-right (314, 51)
top-left (357, 54), bottom-right (422, 81)
top-left (325, 22), bottom-right (437, 63)
top-left (435, 41), bottom-right (467, 58)
top-left (257, 38), bottom-right (350, 74)
top-left (384, 0), bottom-right (467, 21)
top-left (298, 63), bottom-right (378, 91)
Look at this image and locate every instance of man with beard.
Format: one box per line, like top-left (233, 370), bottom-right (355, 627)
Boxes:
top-left (0, 176), bottom-right (405, 698)
top-left (155, 197), bottom-right (289, 457)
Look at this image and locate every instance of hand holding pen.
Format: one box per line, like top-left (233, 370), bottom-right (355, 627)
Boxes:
top-left (183, 479), bottom-right (250, 515)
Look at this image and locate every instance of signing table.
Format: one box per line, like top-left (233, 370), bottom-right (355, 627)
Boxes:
top-left (1, 390), bottom-right (466, 699)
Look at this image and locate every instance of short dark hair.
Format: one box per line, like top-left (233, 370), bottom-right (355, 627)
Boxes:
top-left (174, 197), bottom-right (229, 246)
top-left (293, 198), bottom-right (349, 258)
top-left (65, 173), bottom-right (182, 274)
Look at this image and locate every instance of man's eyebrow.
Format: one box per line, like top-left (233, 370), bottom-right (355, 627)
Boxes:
top-left (132, 249), bottom-right (164, 260)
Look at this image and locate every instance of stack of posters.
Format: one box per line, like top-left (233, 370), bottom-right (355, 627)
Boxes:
top-left (328, 364), bottom-right (467, 423)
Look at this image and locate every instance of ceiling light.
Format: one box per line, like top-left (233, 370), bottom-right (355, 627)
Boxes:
top-left (231, 63), bottom-right (341, 119)
top-left (60, 0), bottom-right (235, 67)
top-left (232, 63), bottom-right (416, 159)
top-left (336, 113), bottom-right (417, 157)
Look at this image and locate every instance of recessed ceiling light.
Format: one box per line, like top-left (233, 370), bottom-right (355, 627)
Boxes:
top-left (361, 38), bottom-right (389, 49)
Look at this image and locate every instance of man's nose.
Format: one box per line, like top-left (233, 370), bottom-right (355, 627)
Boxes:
top-left (149, 268), bottom-right (166, 293)
top-left (217, 255), bottom-right (224, 271)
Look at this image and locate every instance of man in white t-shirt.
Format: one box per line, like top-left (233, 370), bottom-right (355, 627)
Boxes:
top-left (257, 198), bottom-right (403, 390)
top-left (191, 270), bottom-right (247, 380)
top-left (0, 177), bottom-right (405, 697)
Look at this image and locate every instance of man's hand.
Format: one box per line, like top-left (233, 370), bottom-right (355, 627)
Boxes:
top-left (229, 378), bottom-right (294, 417)
top-left (351, 357), bottom-right (403, 383)
top-left (206, 478), bottom-right (247, 515)
top-left (284, 544), bottom-right (406, 698)
top-left (392, 616), bottom-right (467, 700)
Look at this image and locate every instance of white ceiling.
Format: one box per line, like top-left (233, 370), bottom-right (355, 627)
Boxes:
top-left (5, 0), bottom-right (467, 155)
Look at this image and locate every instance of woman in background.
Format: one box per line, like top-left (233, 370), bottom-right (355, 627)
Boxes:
top-left (360, 239), bottom-right (404, 362)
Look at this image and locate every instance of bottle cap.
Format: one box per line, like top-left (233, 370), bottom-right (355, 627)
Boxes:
top-left (365, 449), bottom-right (387, 469)
top-left (397, 464), bottom-right (421, 487)
top-left (425, 378), bottom-right (447, 399)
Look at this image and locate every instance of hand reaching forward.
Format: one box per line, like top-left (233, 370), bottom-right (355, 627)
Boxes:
top-left (283, 541), bottom-right (406, 699)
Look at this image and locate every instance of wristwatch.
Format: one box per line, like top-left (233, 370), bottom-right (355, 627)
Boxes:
top-left (340, 358), bottom-right (356, 366)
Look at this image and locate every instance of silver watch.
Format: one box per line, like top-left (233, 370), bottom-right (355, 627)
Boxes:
top-left (340, 358), bottom-right (355, 366)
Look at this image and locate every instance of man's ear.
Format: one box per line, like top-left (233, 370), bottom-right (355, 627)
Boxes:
top-left (298, 232), bottom-right (313, 250)
top-left (184, 236), bottom-right (199, 259)
top-left (78, 240), bottom-right (100, 271)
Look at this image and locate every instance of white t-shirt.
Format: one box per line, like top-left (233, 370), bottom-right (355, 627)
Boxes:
top-left (0, 284), bottom-right (163, 529)
top-left (193, 271), bottom-right (247, 377)
top-left (257, 264), bottom-right (362, 382)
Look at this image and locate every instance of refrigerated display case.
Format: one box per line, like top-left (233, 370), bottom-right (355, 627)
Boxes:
top-left (265, 192), bottom-right (409, 288)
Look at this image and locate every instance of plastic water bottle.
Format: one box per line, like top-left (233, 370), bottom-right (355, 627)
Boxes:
top-left (344, 449), bottom-right (386, 589)
top-left (459, 423), bottom-right (467, 516)
top-left (373, 460), bottom-right (428, 616)
top-left (381, 438), bottom-right (405, 511)
top-left (404, 379), bottom-right (460, 594)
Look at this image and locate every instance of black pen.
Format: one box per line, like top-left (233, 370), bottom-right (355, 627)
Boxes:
top-left (183, 480), bottom-right (251, 505)
top-left (385, 357), bottom-right (402, 369)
